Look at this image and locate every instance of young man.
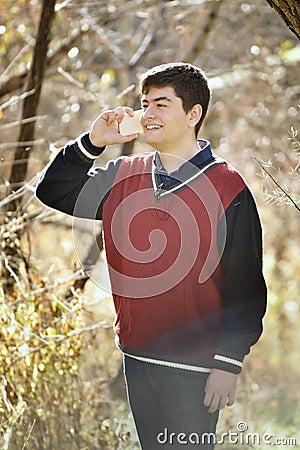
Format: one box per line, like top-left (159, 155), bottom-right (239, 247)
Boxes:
top-left (36, 62), bottom-right (267, 449)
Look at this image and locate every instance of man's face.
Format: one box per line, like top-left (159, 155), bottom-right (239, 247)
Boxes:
top-left (140, 86), bottom-right (193, 152)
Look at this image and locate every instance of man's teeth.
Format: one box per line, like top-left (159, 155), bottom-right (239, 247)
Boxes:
top-left (146, 125), bottom-right (161, 130)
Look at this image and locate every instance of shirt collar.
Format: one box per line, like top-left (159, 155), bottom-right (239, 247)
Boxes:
top-left (151, 140), bottom-right (219, 200)
top-left (153, 139), bottom-right (213, 176)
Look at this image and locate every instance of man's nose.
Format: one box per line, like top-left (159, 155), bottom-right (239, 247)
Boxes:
top-left (143, 105), bottom-right (156, 119)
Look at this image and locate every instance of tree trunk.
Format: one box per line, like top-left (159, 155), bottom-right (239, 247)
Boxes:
top-left (264, 0), bottom-right (300, 40)
top-left (7, 0), bottom-right (56, 208)
top-left (1, 0), bottom-right (56, 291)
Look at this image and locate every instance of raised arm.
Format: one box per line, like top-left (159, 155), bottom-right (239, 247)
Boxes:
top-left (36, 107), bottom-right (138, 219)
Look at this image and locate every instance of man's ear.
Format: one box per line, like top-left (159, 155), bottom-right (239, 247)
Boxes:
top-left (188, 104), bottom-right (202, 128)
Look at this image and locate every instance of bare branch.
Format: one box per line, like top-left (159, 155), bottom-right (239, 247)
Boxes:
top-left (129, 5), bottom-right (164, 67)
top-left (21, 420), bottom-right (36, 450)
top-left (0, 115), bottom-right (48, 130)
top-left (253, 156), bottom-right (300, 213)
top-left (11, 321), bottom-right (109, 366)
top-left (0, 176), bottom-right (38, 209)
top-left (57, 66), bottom-right (84, 89)
top-left (0, 89), bottom-right (36, 111)
top-left (79, 7), bottom-right (126, 65)
top-left (0, 29), bottom-right (87, 100)
top-left (0, 139), bottom-right (45, 149)
top-left (182, 0), bottom-right (225, 63)
top-left (0, 44), bottom-right (32, 86)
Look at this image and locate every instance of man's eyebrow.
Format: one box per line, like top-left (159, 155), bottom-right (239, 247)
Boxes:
top-left (142, 96), bottom-right (172, 103)
top-left (154, 96), bottom-right (172, 102)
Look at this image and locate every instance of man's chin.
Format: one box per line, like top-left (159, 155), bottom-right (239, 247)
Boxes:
top-left (144, 136), bottom-right (159, 148)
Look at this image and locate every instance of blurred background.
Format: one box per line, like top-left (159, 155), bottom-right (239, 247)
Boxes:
top-left (0, 0), bottom-right (299, 448)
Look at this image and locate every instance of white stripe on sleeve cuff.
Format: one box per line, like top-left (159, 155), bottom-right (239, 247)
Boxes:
top-left (214, 354), bottom-right (243, 368)
top-left (76, 136), bottom-right (99, 160)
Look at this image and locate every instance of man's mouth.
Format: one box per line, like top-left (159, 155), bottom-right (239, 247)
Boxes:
top-left (145, 125), bottom-right (163, 130)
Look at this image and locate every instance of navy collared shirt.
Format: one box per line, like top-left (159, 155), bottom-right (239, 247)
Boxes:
top-left (154, 139), bottom-right (214, 188)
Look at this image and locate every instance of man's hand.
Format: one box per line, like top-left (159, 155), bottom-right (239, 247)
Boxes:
top-left (204, 368), bottom-right (238, 413)
top-left (89, 106), bottom-right (138, 147)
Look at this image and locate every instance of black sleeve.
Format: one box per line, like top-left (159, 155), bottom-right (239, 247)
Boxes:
top-left (35, 132), bottom-right (122, 220)
top-left (214, 187), bottom-right (267, 374)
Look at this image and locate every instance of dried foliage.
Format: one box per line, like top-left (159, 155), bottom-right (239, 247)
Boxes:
top-left (1, 277), bottom-right (84, 449)
top-left (255, 125), bottom-right (300, 211)
top-left (0, 276), bottom-right (138, 449)
top-left (0, 189), bottom-right (137, 449)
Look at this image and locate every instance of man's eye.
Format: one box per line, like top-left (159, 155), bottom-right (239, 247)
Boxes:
top-left (157, 104), bottom-right (166, 108)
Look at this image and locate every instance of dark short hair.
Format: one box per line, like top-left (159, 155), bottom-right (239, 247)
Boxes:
top-left (139, 62), bottom-right (211, 136)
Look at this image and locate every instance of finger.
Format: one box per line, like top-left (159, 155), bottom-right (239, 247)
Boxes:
top-left (115, 106), bottom-right (127, 123)
top-left (218, 395), bottom-right (228, 410)
top-left (116, 106), bottom-right (136, 124)
top-left (98, 111), bottom-right (112, 123)
top-left (208, 395), bottom-right (220, 414)
top-left (119, 133), bottom-right (138, 143)
top-left (203, 390), bottom-right (213, 408)
top-left (105, 110), bottom-right (119, 126)
top-left (123, 106), bottom-right (135, 117)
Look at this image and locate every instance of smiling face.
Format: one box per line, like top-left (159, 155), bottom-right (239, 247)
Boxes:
top-left (140, 86), bottom-right (201, 154)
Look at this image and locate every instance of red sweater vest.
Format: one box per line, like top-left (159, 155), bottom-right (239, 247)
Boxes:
top-left (102, 153), bottom-right (245, 365)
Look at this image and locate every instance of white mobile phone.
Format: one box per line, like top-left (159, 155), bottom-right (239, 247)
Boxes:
top-left (119, 109), bottom-right (143, 136)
